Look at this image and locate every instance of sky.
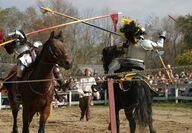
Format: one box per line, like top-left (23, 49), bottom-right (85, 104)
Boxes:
top-left (0, 0), bottom-right (192, 25)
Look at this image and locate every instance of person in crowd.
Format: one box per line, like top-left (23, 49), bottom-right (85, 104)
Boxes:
top-left (167, 64), bottom-right (174, 81)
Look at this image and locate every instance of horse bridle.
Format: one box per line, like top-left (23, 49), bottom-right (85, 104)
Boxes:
top-left (48, 45), bottom-right (56, 57)
top-left (39, 45), bottom-right (57, 65)
top-left (28, 82), bottom-right (53, 97)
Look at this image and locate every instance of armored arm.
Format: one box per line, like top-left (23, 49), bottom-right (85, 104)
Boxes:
top-left (139, 31), bottom-right (166, 50)
top-left (151, 31), bottom-right (166, 48)
top-left (8, 30), bottom-right (27, 44)
top-left (53, 64), bottom-right (65, 86)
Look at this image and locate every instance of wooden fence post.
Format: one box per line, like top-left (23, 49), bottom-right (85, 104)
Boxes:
top-left (69, 91), bottom-right (72, 106)
top-left (107, 79), bottom-right (117, 133)
top-left (175, 86), bottom-right (179, 103)
top-left (165, 85), bottom-right (168, 100)
top-left (0, 92), bottom-right (2, 110)
top-left (104, 89), bottom-right (108, 105)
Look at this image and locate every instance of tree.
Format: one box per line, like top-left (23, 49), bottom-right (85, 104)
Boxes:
top-left (172, 15), bottom-right (192, 66)
top-left (176, 51), bottom-right (192, 65)
top-left (144, 15), bottom-right (184, 68)
top-left (176, 15), bottom-right (192, 51)
top-left (0, 7), bottom-right (25, 30)
top-left (0, 7), bottom-right (25, 63)
top-left (176, 15), bottom-right (192, 46)
top-left (73, 8), bottom-right (117, 65)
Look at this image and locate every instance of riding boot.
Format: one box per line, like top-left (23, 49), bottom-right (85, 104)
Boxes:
top-left (15, 77), bottom-right (22, 103)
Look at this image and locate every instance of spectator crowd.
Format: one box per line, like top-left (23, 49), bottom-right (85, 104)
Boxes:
top-left (146, 70), bottom-right (192, 85)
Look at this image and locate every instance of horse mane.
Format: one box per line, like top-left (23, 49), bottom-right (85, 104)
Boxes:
top-left (102, 45), bottom-right (125, 74)
top-left (31, 31), bottom-right (63, 69)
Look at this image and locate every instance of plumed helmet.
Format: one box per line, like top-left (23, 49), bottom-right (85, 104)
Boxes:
top-left (140, 27), bottom-right (146, 34)
top-left (120, 18), bottom-right (145, 44)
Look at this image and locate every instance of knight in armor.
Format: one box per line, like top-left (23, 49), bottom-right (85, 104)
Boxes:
top-left (107, 18), bottom-right (166, 73)
top-left (5, 30), bottom-right (42, 80)
top-left (3, 30), bottom-right (65, 100)
top-left (2, 30), bottom-right (43, 100)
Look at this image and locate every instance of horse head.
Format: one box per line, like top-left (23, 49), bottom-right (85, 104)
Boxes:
top-left (42, 31), bottom-right (72, 70)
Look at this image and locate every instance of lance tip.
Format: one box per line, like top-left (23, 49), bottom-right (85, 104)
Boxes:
top-left (40, 7), bottom-right (45, 10)
top-left (40, 7), bottom-right (52, 14)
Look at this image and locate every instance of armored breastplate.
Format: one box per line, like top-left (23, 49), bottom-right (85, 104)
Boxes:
top-left (14, 44), bottom-right (30, 54)
top-left (126, 44), bottom-right (146, 61)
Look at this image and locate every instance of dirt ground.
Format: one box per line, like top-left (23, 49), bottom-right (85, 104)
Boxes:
top-left (0, 105), bottom-right (192, 133)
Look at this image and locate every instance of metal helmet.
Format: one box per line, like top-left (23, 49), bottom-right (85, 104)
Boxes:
top-left (120, 18), bottom-right (144, 44)
top-left (141, 27), bottom-right (146, 34)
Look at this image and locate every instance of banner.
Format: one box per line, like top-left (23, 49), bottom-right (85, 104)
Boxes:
top-left (111, 13), bottom-right (119, 32)
top-left (0, 33), bottom-right (4, 44)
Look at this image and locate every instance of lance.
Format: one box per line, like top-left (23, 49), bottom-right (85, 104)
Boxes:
top-left (0, 12), bottom-right (119, 47)
top-left (40, 7), bottom-right (122, 36)
top-left (168, 15), bottom-right (177, 22)
top-left (155, 49), bottom-right (173, 82)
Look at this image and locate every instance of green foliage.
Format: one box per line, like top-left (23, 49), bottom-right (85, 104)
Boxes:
top-left (0, 7), bottom-right (24, 29)
top-left (176, 51), bottom-right (192, 65)
top-left (176, 15), bottom-right (192, 49)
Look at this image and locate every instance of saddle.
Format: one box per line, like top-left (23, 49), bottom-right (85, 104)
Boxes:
top-left (3, 65), bottom-right (32, 82)
top-left (3, 65), bottom-right (17, 81)
top-left (117, 72), bottom-right (157, 94)
top-left (118, 72), bottom-right (137, 91)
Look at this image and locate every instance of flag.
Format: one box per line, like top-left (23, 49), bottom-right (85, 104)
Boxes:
top-left (111, 13), bottom-right (118, 32)
top-left (0, 32), bottom-right (4, 44)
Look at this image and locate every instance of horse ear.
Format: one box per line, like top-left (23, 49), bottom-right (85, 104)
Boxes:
top-left (56, 30), bottom-right (64, 42)
top-left (58, 30), bottom-right (63, 37)
top-left (49, 31), bottom-right (55, 40)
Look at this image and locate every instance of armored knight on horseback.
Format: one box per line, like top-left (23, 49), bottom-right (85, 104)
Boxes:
top-left (1, 30), bottom-right (66, 101)
top-left (102, 18), bottom-right (167, 132)
top-left (107, 18), bottom-right (166, 73)
top-left (1, 30), bottom-right (43, 100)
top-left (6, 30), bottom-right (43, 79)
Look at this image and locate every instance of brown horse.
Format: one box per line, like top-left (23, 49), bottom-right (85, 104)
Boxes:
top-left (0, 31), bottom-right (72, 133)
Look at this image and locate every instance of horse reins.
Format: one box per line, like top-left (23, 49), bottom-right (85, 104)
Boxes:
top-left (28, 82), bottom-right (53, 98)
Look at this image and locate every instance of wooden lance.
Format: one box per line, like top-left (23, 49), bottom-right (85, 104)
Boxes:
top-left (155, 49), bottom-right (173, 82)
top-left (0, 12), bottom-right (119, 47)
top-left (40, 7), bottom-right (122, 36)
top-left (168, 15), bottom-right (177, 23)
